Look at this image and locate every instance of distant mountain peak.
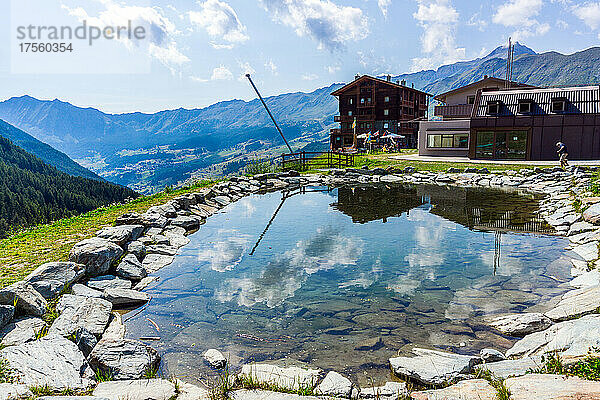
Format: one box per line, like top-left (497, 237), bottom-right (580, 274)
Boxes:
top-left (485, 42), bottom-right (537, 60)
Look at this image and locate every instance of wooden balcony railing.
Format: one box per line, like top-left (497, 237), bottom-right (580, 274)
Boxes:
top-left (434, 104), bottom-right (473, 119)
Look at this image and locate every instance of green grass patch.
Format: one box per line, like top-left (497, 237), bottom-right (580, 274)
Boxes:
top-left (0, 180), bottom-right (215, 288)
top-left (0, 359), bottom-right (16, 384)
top-left (533, 352), bottom-right (600, 381)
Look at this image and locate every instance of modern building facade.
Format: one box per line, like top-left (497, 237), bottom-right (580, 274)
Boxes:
top-left (418, 76), bottom-right (533, 157)
top-left (331, 75), bottom-right (430, 151)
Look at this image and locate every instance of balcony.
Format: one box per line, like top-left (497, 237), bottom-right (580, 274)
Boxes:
top-left (434, 104), bottom-right (473, 119)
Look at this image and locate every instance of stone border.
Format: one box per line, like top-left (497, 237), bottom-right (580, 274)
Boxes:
top-left (0, 165), bottom-right (598, 399)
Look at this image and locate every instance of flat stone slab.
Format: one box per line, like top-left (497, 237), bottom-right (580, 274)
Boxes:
top-left (177, 380), bottom-right (210, 400)
top-left (571, 242), bottom-right (599, 262)
top-left (87, 275), bottom-right (132, 291)
top-left (69, 238), bottom-right (123, 277)
top-left (0, 334), bottom-right (91, 391)
top-left (505, 373), bottom-right (600, 400)
top-left (474, 356), bottom-right (542, 379)
top-left (24, 261), bottom-right (85, 299)
top-left (570, 269), bottom-right (600, 288)
top-left (488, 313), bottom-right (552, 336)
top-left (88, 339), bottom-right (160, 380)
top-left (96, 225), bottom-right (144, 246)
top-left (583, 202), bottom-right (600, 224)
top-left (93, 379), bottom-right (176, 400)
top-left (0, 317), bottom-right (46, 346)
top-left (389, 348), bottom-right (479, 385)
top-left (359, 382), bottom-right (408, 399)
top-left (506, 314), bottom-right (600, 358)
top-left (239, 364), bottom-right (322, 391)
top-left (410, 379), bottom-right (497, 400)
top-left (142, 254), bottom-right (174, 274)
top-left (72, 284), bottom-right (103, 298)
top-left (545, 285), bottom-right (600, 321)
top-left (0, 383), bottom-right (32, 399)
top-left (315, 371), bottom-right (352, 398)
top-left (102, 288), bottom-right (150, 308)
top-left (231, 390), bottom-right (322, 400)
top-left (49, 294), bottom-right (112, 337)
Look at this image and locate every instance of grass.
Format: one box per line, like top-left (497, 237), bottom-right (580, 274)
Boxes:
top-left (0, 180), bottom-right (216, 288)
top-left (143, 364), bottom-right (160, 379)
top-left (94, 368), bottom-right (114, 383)
top-left (0, 359), bottom-right (16, 384)
top-left (475, 368), bottom-right (511, 400)
top-left (590, 170), bottom-right (600, 195)
top-left (532, 352), bottom-right (600, 381)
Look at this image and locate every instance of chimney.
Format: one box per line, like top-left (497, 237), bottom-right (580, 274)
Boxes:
top-left (396, 80), bottom-right (400, 85)
top-left (411, 83), bottom-right (414, 88)
top-left (401, 79), bottom-right (406, 86)
top-left (386, 74), bottom-right (391, 82)
top-left (355, 74), bottom-right (361, 80)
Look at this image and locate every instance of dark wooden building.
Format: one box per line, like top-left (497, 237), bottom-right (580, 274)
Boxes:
top-left (330, 75), bottom-right (430, 151)
top-left (470, 85), bottom-right (600, 160)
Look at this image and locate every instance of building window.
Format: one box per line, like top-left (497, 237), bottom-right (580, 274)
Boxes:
top-left (348, 111), bottom-right (353, 116)
top-left (467, 95), bottom-right (475, 105)
top-left (348, 98), bottom-right (353, 105)
top-left (384, 96), bottom-right (390, 102)
top-left (552, 98), bottom-right (566, 113)
top-left (383, 123), bottom-right (389, 129)
top-left (518, 100), bottom-right (532, 114)
top-left (487, 101), bottom-right (501, 115)
top-left (427, 134), bottom-right (468, 149)
top-left (384, 109), bottom-right (389, 116)
top-left (360, 98), bottom-right (365, 104)
top-left (343, 137), bottom-right (353, 145)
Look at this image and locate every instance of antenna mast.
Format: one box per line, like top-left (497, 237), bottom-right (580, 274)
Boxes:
top-left (245, 74), bottom-right (293, 153)
top-left (505, 38), bottom-right (514, 89)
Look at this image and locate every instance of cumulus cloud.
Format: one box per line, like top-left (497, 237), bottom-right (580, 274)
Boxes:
top-left (259, 0), bottom-right (369, 51)
top-left (411, 0), bottom-right (466, 72)
top-left (378, 0), bottom-right (392, 17)
top-left (467, 13), bottom-right (488, 31)
top-left (492, 0), bottom-right (549, 40)
top-left (189, 0), bottom-right (249, 49)
top-left (197, 229), bottom-right (250, 271)
top-left (302, 73), bottom-right (319, 80)
top-left (265, 59), bottom-right (278, 75)
top-left (61, 0), bottom-right (188, 71)
top-left (211, 65), bottom-right (234, 80)
top-left (572, 2), bottom-right (600, 30)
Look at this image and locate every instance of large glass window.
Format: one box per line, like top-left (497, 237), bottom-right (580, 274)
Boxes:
top-left (475, 130), bottom-right (527, 159)
top-left (427, 133), bottom-right (469, 149)
top-left (476, 131), bottom-right (495, 158)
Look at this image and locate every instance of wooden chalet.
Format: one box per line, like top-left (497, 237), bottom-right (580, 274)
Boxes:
top-left (330, 75), bottom-right (431, 151)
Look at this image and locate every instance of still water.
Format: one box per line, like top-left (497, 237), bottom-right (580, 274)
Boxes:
top-left (125, 184), bottom-right (571, 384)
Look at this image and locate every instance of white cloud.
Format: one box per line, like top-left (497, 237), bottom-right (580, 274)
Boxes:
top-left (302, 73), bottom-right (319, 80)
top-left (326, 65), bottom-right (340, 74)
top-left (259, 0), bottom-right (369, 51)
top-left (238, 61), bottom-right (256, 81)
top-left (467, 13), bottom-right (488, 31)
top-left (61, 0), bottom-right (188, 71)
top-left (411, 0), bottom-right (466, 72)
top-left (556, 19), bottom-right (569, 29)
top-left (573, 2), bottom-right (600, 30)
top-left (492, 0), bottom-right (549, 40)
top-left (190, 75), bottom-right (209, 83)
top-left (265, 59), bottom-right (278, 75)
top-left (211, 65), bottom-right (234, 80)
top-left (189, 0), bottom-right (249, 49)
top-left (378, 0), bottom-right (391, 17)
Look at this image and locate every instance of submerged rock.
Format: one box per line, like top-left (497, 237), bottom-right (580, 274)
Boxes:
top-left (239, 364), bottom-right (322, 392)
top-left (24, 261), bottom-right (85, 299)
top-left (0, 281), bottom-right (47, 317)
top-left (411, 379), bottom-right (497, 400)
top-left (69, 238), bottom-right (123, 277)
top-left (504, 374), bottom-right (600, 400)
top-left (203, 348), bottom-right (227, 369)
top-left (93, 379), bottom-right (176, 400)
top-left (389, 348), bottom-right (479, 385)
top-left (0, 334), bottom-right (92, 391)
top-left (315, 371), bottom-right (352, 398)
top-left (88, 339), bottom-right (160, 380)
top-left (488, 313), bottom-right (553, 336)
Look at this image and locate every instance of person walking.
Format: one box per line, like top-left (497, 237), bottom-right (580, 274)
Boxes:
top-left (556, 142), bottom-right (569, 169)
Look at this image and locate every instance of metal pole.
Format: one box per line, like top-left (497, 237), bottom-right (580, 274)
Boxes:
top-left (246, 74), bottom-right (293, 153)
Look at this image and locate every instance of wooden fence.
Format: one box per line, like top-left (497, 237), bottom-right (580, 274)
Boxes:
top-left (276, 151), bottom-right (354, 171)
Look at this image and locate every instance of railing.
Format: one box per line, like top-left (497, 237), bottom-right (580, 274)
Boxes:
top-left (276, 151), bottom-right (354, 171)
top-left (434, 104), bottom-right (474, 119)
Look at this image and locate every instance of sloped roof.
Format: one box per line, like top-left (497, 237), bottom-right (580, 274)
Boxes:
top-left (331, 75), bottom-right (432, 97)
top-left (434, 77), bottom-right (536, 102)
top-left (474, 85), bottom-right (600, 117)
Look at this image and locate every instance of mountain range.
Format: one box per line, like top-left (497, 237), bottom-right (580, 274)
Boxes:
top-left (0, 43), bottom-right (598, 193)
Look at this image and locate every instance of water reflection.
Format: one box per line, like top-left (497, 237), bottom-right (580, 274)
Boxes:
top-left (125, 184), bottom-right (569, 386)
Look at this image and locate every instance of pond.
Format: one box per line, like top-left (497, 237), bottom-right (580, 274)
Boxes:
top-left (124, 184), bottom-right (571, 385)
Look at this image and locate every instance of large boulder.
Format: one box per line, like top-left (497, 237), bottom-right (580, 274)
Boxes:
top-left (69, 238), bottom-right (124, 277)
top-left (126, 241), bottom-right (147, 262)
top-left (102, 312), bottom-right (126, 341)
top-left (0, 334), bottom-right (92, 391)
top-left (504, 374), bottom-right (600, 400)
top-left (115, 212), bottom-right (143, 226)
top-left (0, 317), bottom-right (46, 346)
top-left (102, 288), bottom-right (150, 308)
top-left (506, 314), bottom-right (600, 359)
top-left (545, 285), bottom-right (600, 321)
top-left (0, 281), bottom-right (47, 317)
top-left (140, 212), bottom-right (168, 229)
top-left (571, 242), bottom-right (598, 262)
top-left (204, 348), bottom-right (227, 369)
top-left (72, 284), bottom-right (103, 298)
top-left (410, 379), bottom-right (497, 400)
top-left (0, 305), bottom-right (14, 330)
top-left (583, 203), bottom-right (600, 224)
top-left (389, 348), bottom-right (479, 385)
top-left (116, 254), bottom-right (147, 281)
top-left (488, 313), bottom-right (553, 336)
top-left (142, 254), bottom-right (174, 274)
top-left (24, 261), bottom-right (86, 299)
top-left (96, 225), bottom-right (144, 246)
top-left (315, 371), bottom-right (352, 398)
top-left (88, 339), bottom-right (160, 380)
top-left (93, 379), bottom-right (176, 400)
top-left (238, 364), bottom-right (322, 392)
top-left (48, 294), bottom-right (112, 338)
top-left (87, 275), bottom-right (132, 291)
top-left (170, 216), bottom-right (200, 231)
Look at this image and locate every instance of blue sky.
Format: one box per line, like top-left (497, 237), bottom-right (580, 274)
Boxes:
top-left (1, 0), bottom-right (599, 113)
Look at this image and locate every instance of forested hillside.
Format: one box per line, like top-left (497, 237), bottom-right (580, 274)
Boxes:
top-left (0, 136), bottom-right (137, 237)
